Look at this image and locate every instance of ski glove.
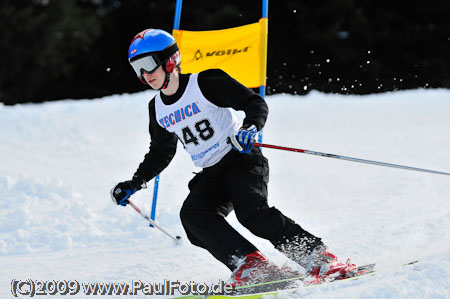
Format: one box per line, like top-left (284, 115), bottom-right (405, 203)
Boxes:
top-left (111, 175), bottom-right (147, 206)
top-left (230, 124), bottom-right (258, 154)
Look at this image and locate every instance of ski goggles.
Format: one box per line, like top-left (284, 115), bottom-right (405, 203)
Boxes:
top-left (130, 54), bottom-right (162, 77)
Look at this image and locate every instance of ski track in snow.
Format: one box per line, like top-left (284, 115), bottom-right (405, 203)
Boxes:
top-left (1, 89), bottom-right (449, 298)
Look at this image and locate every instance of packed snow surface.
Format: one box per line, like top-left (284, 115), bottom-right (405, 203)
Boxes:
top-left (1, 89), bottom-right (449, 298)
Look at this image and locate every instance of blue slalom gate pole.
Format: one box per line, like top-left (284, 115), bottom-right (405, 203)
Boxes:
top-left (174, 0), bottom-right (183, 30)
top-left (258, 0), bottom-right (268, 144)
top-left (150, 0), bottom-right (184, 226)
top-left (149, 175), bottom-right (160, 227)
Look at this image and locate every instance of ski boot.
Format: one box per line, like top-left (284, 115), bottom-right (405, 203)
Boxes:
top-left (302, 245), bottom-right (357, 285)
top-left (228, 251), bottom-right (285, 286)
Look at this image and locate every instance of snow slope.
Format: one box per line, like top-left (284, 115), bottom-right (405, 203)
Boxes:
top-left (1, 89), bottom-right (449, 298)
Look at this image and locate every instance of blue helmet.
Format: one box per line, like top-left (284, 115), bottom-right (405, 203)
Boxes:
top-left (128, 29), bottom-right (180, 84)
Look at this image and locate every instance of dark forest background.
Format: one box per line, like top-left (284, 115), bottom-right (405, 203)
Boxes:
top-left (1, 0), bottom-right (449, 105)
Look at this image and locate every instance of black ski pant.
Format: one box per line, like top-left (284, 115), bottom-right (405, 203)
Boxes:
top-left (180, 148), bottom-right (322, 271)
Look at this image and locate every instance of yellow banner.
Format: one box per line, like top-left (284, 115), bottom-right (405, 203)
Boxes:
top-left (173, 18), bottom-right (268, 88)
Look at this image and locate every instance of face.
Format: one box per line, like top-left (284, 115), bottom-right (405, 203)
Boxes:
top-left (142, 66), bottom-right (166, 89)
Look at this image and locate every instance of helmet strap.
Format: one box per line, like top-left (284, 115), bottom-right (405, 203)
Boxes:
top-left (160, 70), bottom-right (171, 90)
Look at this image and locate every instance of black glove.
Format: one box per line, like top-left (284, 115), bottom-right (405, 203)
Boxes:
top-left (110, 175), bottom-right (147, 206)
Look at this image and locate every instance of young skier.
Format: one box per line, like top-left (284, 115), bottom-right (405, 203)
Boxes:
top-left (111, 29), bottom-right (357, 285)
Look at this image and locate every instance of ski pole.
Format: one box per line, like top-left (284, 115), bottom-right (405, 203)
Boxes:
top-left (127, 199), bottom-right (182, 243)
top-left (254, 142), bottom-right (450, 176)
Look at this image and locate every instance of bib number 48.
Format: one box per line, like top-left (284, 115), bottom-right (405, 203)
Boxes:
top-left (181, 119), bottom-right (214, 146)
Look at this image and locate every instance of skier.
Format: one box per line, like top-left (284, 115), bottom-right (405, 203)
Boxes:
top-left (111, 29), bottom-right (357, 286)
